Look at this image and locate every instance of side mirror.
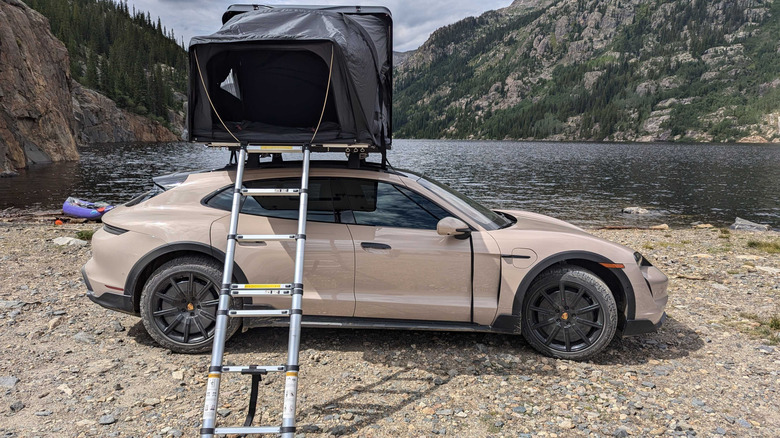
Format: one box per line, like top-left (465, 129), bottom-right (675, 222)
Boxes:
top-left (437, 217), bottom-right (471, 239)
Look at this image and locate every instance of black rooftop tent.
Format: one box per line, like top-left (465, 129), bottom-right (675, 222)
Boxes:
top-left (187, 5), bottom-right (393, 151)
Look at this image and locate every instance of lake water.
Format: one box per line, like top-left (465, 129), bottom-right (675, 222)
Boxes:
top-left (1, 140), bottom-right (779, 228)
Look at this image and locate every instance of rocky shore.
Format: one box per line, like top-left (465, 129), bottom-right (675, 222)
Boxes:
top-left (0, 221), bottom-right (778, 437)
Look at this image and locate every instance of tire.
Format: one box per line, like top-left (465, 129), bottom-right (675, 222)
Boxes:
top-left (140, 256), bottom-right (241, 353)
top-left (521, 266), bottom-right (617, 361)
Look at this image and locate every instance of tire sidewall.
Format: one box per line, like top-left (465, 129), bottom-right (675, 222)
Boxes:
top-left (521, 267), bottom-right (618, 361)
top-left (139, 257), bottom-right (241, 354)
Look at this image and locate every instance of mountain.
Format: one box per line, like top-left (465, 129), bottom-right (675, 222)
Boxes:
top-left (394, 0), bottom-right (780, 143)
top-left (0, 0), bottom-right (176, 175)
top-left (24, 0), bottom-right (187, 133)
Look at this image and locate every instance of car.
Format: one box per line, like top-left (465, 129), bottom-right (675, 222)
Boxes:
top-left (82, 160), bottom-right (668, 360)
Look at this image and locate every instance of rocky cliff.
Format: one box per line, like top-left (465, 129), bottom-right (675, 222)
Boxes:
top-left (0, 0), bottom-right (78, 175)
top-left (0, 0), bottom-right (178, 175)
top-left (395, 0), bottom-right (780, 143)
top-left (72, 83), bottom-right (178, 144)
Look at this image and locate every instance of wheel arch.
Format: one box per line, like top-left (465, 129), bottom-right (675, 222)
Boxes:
top-left (511, 251), bottom-right (636, 326)
top-left (124, 242), bottom-right (249, 314)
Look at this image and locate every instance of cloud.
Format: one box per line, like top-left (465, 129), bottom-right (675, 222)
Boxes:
top-left (126, 0), bottom-right (511, 51)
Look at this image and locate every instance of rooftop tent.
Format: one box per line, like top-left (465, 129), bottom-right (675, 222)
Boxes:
top-left (187, 5), bottom-right (393, 151)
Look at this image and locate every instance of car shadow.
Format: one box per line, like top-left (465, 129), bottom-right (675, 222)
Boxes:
top-left (220, 315), bottom-right (702, 433)
top-left (126, 316), bottom-right (702, 434)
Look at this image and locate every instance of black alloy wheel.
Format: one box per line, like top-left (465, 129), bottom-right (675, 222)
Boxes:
top-left (140, 257), bottom-right (241, 353)
top-left (521, 267), bottom-right (617, 360)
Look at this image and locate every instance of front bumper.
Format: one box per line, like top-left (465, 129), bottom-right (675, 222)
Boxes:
top-left (621, 312), bottom-right (666, 336)
top-left (82, 266), bottom-right (136, 315)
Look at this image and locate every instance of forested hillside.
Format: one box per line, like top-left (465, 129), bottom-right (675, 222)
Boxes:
top-left (395, 0), bottom-right (780, 142)
top-left (26, 0), bottom-right (187, 128)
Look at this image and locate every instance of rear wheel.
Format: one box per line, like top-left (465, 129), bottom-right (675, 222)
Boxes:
top-left (140, 257), bottom-right (241, 353)
top-left (521, 266), bottom-right (617, 360)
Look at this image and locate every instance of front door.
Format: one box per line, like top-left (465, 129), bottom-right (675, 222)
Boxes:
top-left (209, 177), bottom-right (355, 317)
top-left (335, 178), bottom-right (472, 322)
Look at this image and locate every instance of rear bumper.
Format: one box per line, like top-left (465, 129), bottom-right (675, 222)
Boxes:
top-left (82, 266), bottom-right (136, 315)
top-left (621, 312), bottom-right (666, 336)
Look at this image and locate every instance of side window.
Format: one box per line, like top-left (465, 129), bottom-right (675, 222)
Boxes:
top-left (336, 179), bottom-right (449, 229)
top-left (206, 178), bottom-right (336, 223)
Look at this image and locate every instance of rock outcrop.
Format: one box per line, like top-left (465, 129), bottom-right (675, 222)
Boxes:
top-left (72, 83), bottom-right (178, 144)
top-left (0, 0), bottom-right (79, 173)
top-left (0, 0), bottom-right (179, 175)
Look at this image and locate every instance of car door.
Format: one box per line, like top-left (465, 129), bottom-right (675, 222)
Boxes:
top-left (336, 178), bottom-right (472, 322)
top-left (209, 177), bottom-right (355, 317)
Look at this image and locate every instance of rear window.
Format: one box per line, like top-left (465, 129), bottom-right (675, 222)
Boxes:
top-left (204, 178), bottom-right (336, 223)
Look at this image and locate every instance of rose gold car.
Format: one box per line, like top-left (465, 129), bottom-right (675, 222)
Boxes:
top-left (83, 161), bottom-right (667, 360)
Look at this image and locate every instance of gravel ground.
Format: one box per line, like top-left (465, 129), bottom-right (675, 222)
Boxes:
top-left (0, 221), bottom-right (778, 437)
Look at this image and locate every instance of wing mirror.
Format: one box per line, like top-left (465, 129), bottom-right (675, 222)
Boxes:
top-left (437, 217), bottom-right (471, 239)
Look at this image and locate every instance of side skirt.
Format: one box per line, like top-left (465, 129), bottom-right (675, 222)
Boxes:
top-left (243, 313), bottom-right (523, 335)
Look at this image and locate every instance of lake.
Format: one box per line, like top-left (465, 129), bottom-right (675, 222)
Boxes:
top-left (1, 140), bottom-right (779, 228)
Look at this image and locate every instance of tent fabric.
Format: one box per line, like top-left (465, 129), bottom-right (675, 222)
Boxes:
top-left (187, 7), bottom-right (392, 149)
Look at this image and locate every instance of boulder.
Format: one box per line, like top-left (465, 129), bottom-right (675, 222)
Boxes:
top-left (729, 217), bottom-right (771, 232)
top-left (623, 207), bottom-right (650, 215)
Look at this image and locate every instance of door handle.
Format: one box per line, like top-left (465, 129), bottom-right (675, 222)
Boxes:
top-left (361, 242), bottom-right (391, 250)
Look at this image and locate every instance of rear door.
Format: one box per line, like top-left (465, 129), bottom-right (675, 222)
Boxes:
top-left (209, 177), bottom-right (355, 316)
top-left (336, 178), bottom-right (473, 322)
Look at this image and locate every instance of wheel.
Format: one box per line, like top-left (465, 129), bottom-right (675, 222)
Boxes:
top-left (521, 266), bottom-right (617, 360)
top-left (140, 256), bottom-right (241, 353)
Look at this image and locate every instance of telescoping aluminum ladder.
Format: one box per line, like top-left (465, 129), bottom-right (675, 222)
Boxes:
top-left (200, 143), bottom-right (311, 438)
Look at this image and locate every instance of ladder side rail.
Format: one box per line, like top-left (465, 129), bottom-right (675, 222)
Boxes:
top-left (200, 147), bottom-right (248, 438)
top-left (281, 146), bottom-right (311, 437)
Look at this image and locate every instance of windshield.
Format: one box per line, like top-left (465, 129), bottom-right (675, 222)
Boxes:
top-left (415, 174), bottom-right (513, 230)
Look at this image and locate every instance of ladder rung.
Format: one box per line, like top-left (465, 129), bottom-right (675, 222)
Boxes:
top-left (241, 188), bottom-right (300, 197)
top-left (230, 284), bottom-right (293, 297)
top-left (221, 365), bottom-right (286, 374)
top-left (231, 289), bottom-right (292, 297)
top-left (215, 426), bottom-right (281, 434)
top-left (235, 234), bottom-right (296, 242)
top-left (246, 145), bottom-right (303, 154)
top-left (229, 309), bottom-right (290, 317)
top-left (232, 284), bottom-right (293, 290)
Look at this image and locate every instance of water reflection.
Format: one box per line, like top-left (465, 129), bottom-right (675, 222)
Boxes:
top-left (1, 140), bottom-right (778, 228)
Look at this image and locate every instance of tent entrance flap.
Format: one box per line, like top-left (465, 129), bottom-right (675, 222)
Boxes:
top-left (187, 6), bottom-right (392, 150)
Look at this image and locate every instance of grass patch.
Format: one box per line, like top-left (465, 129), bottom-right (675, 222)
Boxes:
top-left (735, 312), bottom-right (780, 345)
top-left (76, 229), bottom-right (95, 241)
top-left (719, 229), bottom-right (731, 239)
top-left (747, 240), bottom-right (780, 254)
top-left (643, 241), bottom-right (684, 251)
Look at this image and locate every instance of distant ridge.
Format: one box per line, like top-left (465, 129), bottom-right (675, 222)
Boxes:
top-left (394, 0), bottom-right (780, 143)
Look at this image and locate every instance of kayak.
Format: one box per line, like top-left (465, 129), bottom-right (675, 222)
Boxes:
top-left (62, 197), bottom-right (115, 219)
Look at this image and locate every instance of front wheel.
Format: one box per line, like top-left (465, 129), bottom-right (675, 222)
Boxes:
top-left (140, 256), bottom-right (241, 353)
top-left (521, 266), bottom-right (617, 360)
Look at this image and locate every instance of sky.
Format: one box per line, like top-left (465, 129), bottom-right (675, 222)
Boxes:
top-left (125, 0), bottom-right (513, 51)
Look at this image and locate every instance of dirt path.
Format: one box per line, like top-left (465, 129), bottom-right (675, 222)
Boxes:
top-left (0, 222), bottom-right (778, 437)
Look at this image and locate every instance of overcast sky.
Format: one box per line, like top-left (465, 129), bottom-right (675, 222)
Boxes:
top-left (125, 0), bottom-right (513, 51)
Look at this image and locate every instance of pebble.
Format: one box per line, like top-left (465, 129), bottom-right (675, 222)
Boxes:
top-left (714, 427), bottom-right (726, 435)
top-left (0, 376), bottom-right (19, 388)
top-left (614, 428), bottom-right (628, 437)
top-left (73, 331), bottom-right (96, 344)
top-left (35, 410), bottom-right (52, 416)
top-left (111, 320), bottom-right (125, 332)
top-left (217, 408), bottom-right (231, 417)
top-left (52, 237), bottom-right (88, 247)
top-left (10, 401), bottom-right (24, 412)
top-left (736, 419), bottom-right (752, 428)
top-left (99, 415), bottom-right (116, 425)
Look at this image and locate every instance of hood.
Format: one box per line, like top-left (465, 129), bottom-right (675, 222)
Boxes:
top-left (498, 209), bottom-right (587, 234)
